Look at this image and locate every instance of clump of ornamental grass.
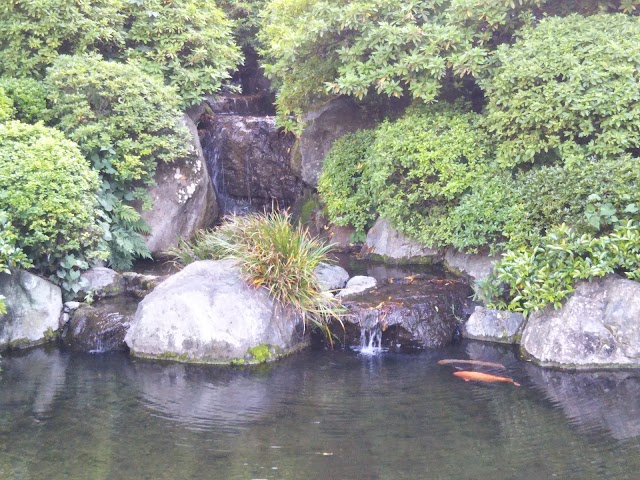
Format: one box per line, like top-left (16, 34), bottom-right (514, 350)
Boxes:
top-left (167, 211), bottom-right (344, 340)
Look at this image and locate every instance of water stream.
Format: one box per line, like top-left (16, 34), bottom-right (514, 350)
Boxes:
top-left (1, 342), bottom-right (639, 479)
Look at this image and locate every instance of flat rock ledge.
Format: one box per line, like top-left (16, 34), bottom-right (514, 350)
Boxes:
top-left (125, 259), bottom-right (308, 364)
top-left (521, 275), bottom-right (640, 369)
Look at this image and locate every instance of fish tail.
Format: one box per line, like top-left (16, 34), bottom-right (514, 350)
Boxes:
top-left (513, 381), bottom-right (521, 387)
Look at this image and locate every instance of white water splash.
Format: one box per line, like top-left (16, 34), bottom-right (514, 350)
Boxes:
top-left (353, 325), bottom-right (385, 356)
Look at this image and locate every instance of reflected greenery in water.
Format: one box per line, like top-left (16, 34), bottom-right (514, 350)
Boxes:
top-left (1, 343), bottom-right (639, 480)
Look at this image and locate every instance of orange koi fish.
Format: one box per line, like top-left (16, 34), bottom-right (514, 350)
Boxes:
top-left (453, 370), bottom-right (520, 387)
top-left (438, 359), bottom-right (506, 370)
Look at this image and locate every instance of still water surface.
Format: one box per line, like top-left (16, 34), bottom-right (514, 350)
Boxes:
top-left (1, 342), bottom-right (639, 480)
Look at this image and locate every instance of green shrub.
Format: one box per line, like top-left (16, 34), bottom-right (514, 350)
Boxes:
top-left (121, 0), bottom-right (242, 107)
top-left (0, 77), bottom-right (49, 124)
top-left (477, 219), bottom-right (640, 316)
top-left (0, 121), bottom-right (105, 276)
top-left (482, 14), bottom-right (640, 166)
top-left (46, 54), bottom-right (191, 269)
top-left (448, 153), bottom-right (640, 251)
top-left (0, 0), bottom-right (241, 107)
top-left (368, 104), bottom-right (493, 247)
top-left (0, 87), bottom-right (14, 122)
top-left (317, 130), bottom-right (377, 236)
top-left (167, 211), bottom-right (343, 335)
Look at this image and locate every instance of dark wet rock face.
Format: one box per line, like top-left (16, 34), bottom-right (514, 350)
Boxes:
top-left (199, 114), bottom-right (301, 214)
top-left (327, 277), bottom-right (473, 351)
top-left (63, 299), bottom-right (136, 353)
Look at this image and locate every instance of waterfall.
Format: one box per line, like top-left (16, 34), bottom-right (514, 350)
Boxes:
top-left (355, 324), bottom-right (384, 355)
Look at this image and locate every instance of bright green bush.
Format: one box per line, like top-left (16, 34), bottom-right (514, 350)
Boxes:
top-left (448, 153), bottom-right (640, 251)
top-left (0, 121), bottom-right (104, 276)
top-left (0, 87), bottom-right (13, 122)
top-left (368, 104), bottom-right (493, 247)
top-left (0, 77), bottom-right (49, 124)
top-left (0, 0), bottom-right (241, 107)
top-left (482, 14), bottom-right (640, 166)
top-left (477, 219), bottom-right (640, 316)
top-left (317, 130), bottom-right (377, 236)
top-left (167, 212), bottom-right (343, 335)
top-left (121, 0), bottom-right (243, 107)
top-left (46, 54), bottom-right (190, 269)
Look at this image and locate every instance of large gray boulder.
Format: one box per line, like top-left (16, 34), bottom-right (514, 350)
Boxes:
top-left (444, 247), bottom-right (497, 283)
top-left (463, 306), bottom-right (525, 344)
top-left (0, 271), bottom-right (62, 349)
top-left (365, 218), bottom-right (442, 264)
top-left (299, 97), bottom-right (375, 187)
top-left (521, 275), bottom-right (640, 368)
top-left (142, 114), bottom-right (218, 254)
top-left (125, 259), bottom-right (308, 364)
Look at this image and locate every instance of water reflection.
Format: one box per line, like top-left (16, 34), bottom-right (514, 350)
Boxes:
top-left (0, 345), bottom-right (639, 479)
top-left (526, 365), bottom-right (640, 441)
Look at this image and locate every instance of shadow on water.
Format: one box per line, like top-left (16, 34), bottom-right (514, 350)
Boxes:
top-left (1, 342), bottom-right (640, 479)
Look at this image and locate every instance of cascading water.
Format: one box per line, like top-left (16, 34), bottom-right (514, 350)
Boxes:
top-left (198, 106), bottom-right (301, 217)
top-left (355, 324), bottom-right (384, 355)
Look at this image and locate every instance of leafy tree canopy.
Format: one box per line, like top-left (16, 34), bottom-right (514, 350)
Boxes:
top-left (0, 0), bottom-right (242, 107)
top-left (259, 0), bottom-right (639, 124)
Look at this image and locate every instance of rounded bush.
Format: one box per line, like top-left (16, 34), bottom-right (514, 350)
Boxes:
top-left (0, 77), bottom-right (49, 124)
top-left (0, 121), bottom-right (103, 272)
top-left (318, 130), bottom-right (377, 235)
top-left (46, 54), bottom-right (189, 186)
top-left (449, 153), bottom-right (640, 250)
top-left (0, 0), bottom-right (241, 107)
top-left (483, 14), bottom-right (640, 165)
top-left (369, 104), bottom-right (493, 247)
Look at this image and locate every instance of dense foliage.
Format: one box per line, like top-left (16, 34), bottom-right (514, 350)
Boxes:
top-left (369, 104), bottom-right (492, 247)
top-left (0, 0), bottom-right (242, 107)
top-left (0, 121), bottom-right (105, 278)
top-left (0, 87), bottom-right (13, 122)
top-left (482, 14), bottom-right (640, 166)
top-left (45, 54), bottom-right (190, 269)
top-left (167, 212), bottom-right (343, 337)
top-left (317, 130), bottom-right (377, 237)
top-left (477, 219), bottom-right (640, 316)
top-left (259, 0), bottom-right (640, 125)
top-left (0, 77), bottom-right (49, 124)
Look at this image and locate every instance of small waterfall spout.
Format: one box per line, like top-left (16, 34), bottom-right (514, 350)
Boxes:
top-left (355, 324), bottom-right (384, 356)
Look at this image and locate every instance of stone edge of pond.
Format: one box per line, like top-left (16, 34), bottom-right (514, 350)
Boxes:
top-left (127, 339), bottom-right (311, 366)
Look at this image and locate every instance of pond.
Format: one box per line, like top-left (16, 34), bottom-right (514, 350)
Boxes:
top-left (1, 342), bottom-right (639, 480)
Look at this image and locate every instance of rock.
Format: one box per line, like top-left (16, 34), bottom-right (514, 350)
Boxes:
top-left (521, 275), bottom-right (640, 368)
top-left (199, 114), bottom-right (301, 214)
top-left (463, 306), bottom-right (525, 344)
top-left (125, 260), bottom-right (308, 364)
top-left (525, 365), bottom-right (640, 440)
top-left (121, 271), bottom-right (164, 299)
top-left (0, 270), bottom-right (62, 349)
top-left (314, 263), bottom-right (349, 292)
top-left (142, 114), bottom-right (219, 255)
top-left (365, 218), bottom-right (442, 263)
top-left (337, 276), bottom-right (377, 298)
top-left (299, 97), bottom-right (376, 187)
top-left (63, 301), bottom-right (134, 353)
top-left (79, 267), bottom-right (126, 299)
top-left (329, 277), bottom-right (472, 350)
top-left (444, 247), bottom-right (497, 283)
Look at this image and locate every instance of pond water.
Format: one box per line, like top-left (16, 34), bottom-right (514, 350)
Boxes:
top-left (1, 342), bottom-right (640, 480)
